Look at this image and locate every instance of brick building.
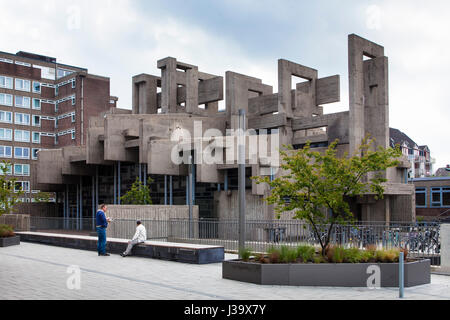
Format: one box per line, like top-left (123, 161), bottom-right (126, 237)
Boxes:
top-left (413, 177), bottom-right (450, 221)
top-left (0, 51), bottom-right (116, 203)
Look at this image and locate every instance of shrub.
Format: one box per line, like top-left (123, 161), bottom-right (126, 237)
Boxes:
top-left (239, 247), bottom-right (253, 262)
top-left (0, 224), bottom-right (15, 238)
top-left (343, 248), bottom-right (363, 263)
top-left (297, 245), bottom-right (315, 263)
top-left (279, 246), bottom-right (298, 263)
top-left (385, 249), bottom-right (400, 263)
top-left (375, 250), bottom-right (387, 263)
top-left (400, 247), bottom-right (409, 261)
top-left (360, 250), bottom-right (375, 263)
top-left (313, 255), bottom-right (327, 264)
top-left (326, 246), bottom-right (345, 263)
top-left (255, 253), bottom-right (270, 264)
top-left (365, 244), bottom-right (378, 254)
top-left (268, 247), bottom-right (281, 264)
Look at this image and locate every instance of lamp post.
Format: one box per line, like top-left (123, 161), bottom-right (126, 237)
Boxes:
top-left (238, 109), bottom-right (246, 257)
top-left (189, 155), bottom-right (193, 238)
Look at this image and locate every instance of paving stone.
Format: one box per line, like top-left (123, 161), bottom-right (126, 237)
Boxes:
top-left (0, 243), bottom-right (449, 300)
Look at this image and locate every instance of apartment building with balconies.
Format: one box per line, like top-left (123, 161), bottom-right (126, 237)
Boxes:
top-left (389, 128), bottom-right (434, 179)
top-left (0, 51), bottom-right (116, 204)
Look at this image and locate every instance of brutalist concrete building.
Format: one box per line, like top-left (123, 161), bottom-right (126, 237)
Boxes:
top-left (36, 34), bottom-right (415, 223)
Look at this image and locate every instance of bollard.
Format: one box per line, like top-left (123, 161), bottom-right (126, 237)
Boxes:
top-left (399, 251), bottom-right (404, 299)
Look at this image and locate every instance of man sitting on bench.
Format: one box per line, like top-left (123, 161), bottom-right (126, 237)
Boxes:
top-left (120, 220), bottom-right (147, 257)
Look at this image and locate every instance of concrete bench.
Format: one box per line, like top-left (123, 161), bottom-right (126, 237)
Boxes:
top-left (16, 232), bottom-right (224, 264)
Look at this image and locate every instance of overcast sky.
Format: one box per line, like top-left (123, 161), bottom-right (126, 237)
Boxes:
top-left (1, 0), bottom-right (448, 171)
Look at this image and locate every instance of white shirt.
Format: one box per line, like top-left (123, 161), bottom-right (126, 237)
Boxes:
top-left (132, 224), bottom-right (147, 242)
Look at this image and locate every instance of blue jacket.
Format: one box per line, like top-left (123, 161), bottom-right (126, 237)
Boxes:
top-left (96, 210), bottom-right (108, 228)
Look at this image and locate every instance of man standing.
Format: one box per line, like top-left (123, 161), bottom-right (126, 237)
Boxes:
top-left (120, 221), bottom-right (147, 257)
top-left (96, 204), bottom-right (111, 256)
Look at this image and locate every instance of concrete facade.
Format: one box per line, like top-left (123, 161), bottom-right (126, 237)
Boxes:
top-left (36, 34), bottom-right (415, 223)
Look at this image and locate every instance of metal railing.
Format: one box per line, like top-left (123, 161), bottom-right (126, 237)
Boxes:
top-left (23, 217), bottom-right (441, 264)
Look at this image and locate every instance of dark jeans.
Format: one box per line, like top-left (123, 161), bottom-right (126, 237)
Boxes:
top-left (96, 227), bottom-right (107, 254)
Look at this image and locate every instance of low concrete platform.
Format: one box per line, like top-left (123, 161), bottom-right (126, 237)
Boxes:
top-left (16, 232), bottom-right (224, 264)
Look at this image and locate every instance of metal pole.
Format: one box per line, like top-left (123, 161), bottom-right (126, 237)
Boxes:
top-left (186, 176), bottom-right (189, 205)
top-left (169, 176), bottom-right (173, 205)
top-left (399, 251), bottom-right (405, 299)
top-left (80, 176), bottom-right (83, 230)
top-left (76, 183), bottom-right (79, 231)
top-left (113, 163), bottom-right (117, 204)
top-left (63, 185), bottom-right (66, 229)
top-left (139, 163), bottom-right (142, 184)
top-left (144, 165), bottom-right (147, 187)
top-left (192, 162), bottom-right (196, 202)
top-left (66, 184), bottom-right (69, 229)
top-left (92, 175), bottom-right (95, 230)
top-left (238, 109), bottom-right (246, 256)
top-left (95, 166), bottom-right (99, 210)
top-left (189, 155), bottom-right (193, 238)
top-left (224, 170), bottom-right (228, 191)
top-left (118, 161), bottom-right (121, 204)
top-left (164, 175), bottom-right (168, 205)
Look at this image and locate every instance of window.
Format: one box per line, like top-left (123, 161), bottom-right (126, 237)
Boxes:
top-left (14, 130), bottom-right (30, 142)
top-left (55, 119), bottom-right (58, 129)
top-left (14, 147), bottom-right (30, 159)
top-left (0, 146), bottom-right (12, 158)
top-left (0, 111), bottom-right (12, 124)
top-left (71, 131), bottom-right (76, 140)
top-left (32, 81), bottom-right (41, 94)
top-left (32, 115), bottom-right (40, 127)
top-left (32, 132), bottom-right (40, 144)
top-left (72, 96), bottom-right (76, 105)
top-left (55, 86), bottom-right (58, 97)
top-left (72, 80), bottom-right (76, 89)
top-left (416, 188), bottom-right (427, 208)
top-left (14, 113), bottom-right (30, 126)
top-left (32, 98), bottom-right (41, 110)
top-left (32, 148), bottom-right (39, 160)
top-left (71, 113), bottom-right (76, 123)
top-left (0, 93), bottom-right (13, 106)
top-left (0, 76), bottom-right (13, 89)
top-left (15, 96), bottom-right (31, 108)
top-left (14, 164), bottom-right (30, 177)
top-left (14, 181), bottom-right (30, 192)
top-left (431, 187), bottom-right (450, 208)
top-left (55, 102), bottom-right (58, 113)
top-left (57, 68), bottom-right (74, 79)
top-left (0, 128), bottom-right (12, 141)
top-left (15, 79), bottom-right (31, 92)
top-left (0, 162), bottom-right (12, 175)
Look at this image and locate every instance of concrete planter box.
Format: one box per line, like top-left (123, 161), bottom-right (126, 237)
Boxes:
top-left (0, 236), bottom-right (20, 247)
top-left (223, 259), bottom-right (431, 288)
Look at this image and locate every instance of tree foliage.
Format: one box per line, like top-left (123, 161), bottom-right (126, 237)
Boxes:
top-left (253, 138), bottom-right (402, 255)
top-left (120, 177), bottom-right (153, 205)
top-left (0, 161), bottom-right (24, 217)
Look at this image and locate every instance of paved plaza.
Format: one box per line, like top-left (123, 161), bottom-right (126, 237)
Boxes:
top-left (1, 242), bottom-right (449, 300)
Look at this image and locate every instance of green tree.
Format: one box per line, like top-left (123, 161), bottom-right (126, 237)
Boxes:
top-left (253, 138), bottom-right (402, 256)
top-left (120, 177), bottom-right (153, 205)
top-left (0, 161), bottom-right (24, 217)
